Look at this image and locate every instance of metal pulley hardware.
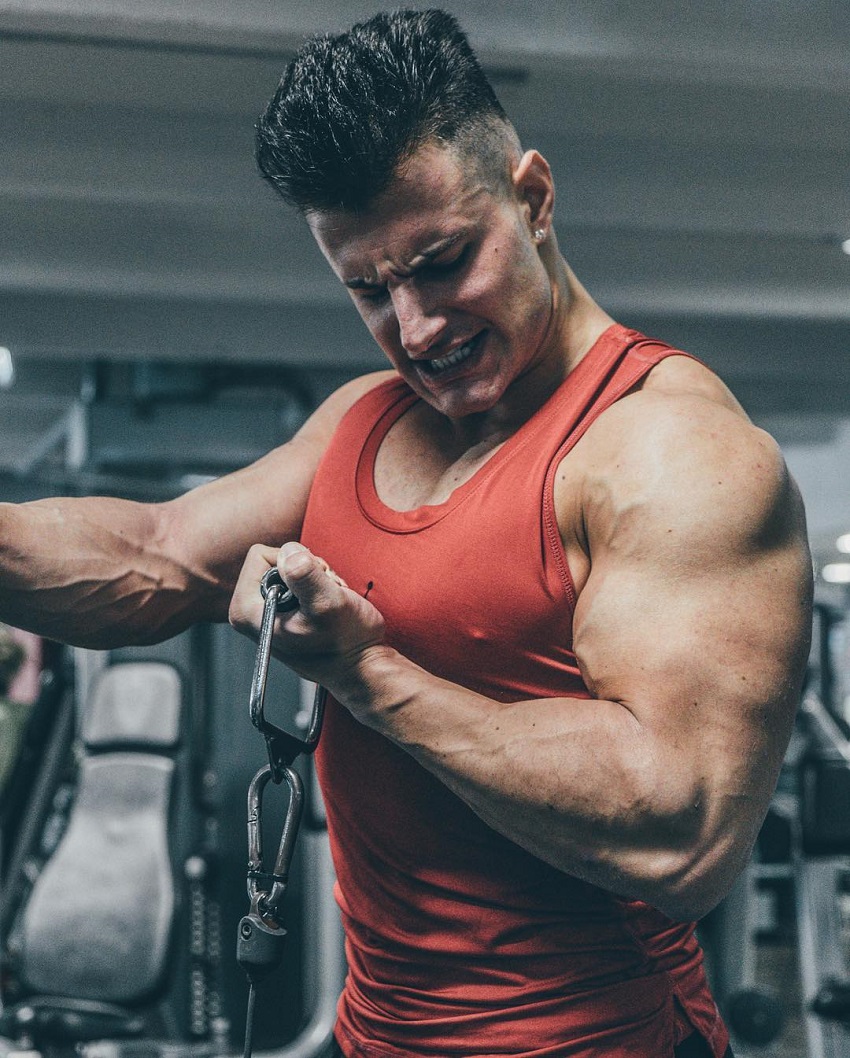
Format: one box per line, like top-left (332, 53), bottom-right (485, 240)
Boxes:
top-left (250, 567), bottom-right (324, 784)
top-left (237, 567), bottom-right (327, 1058)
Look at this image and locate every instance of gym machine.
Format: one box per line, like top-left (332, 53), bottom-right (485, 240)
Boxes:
top-left (795, 687), bottom-right (850, 1058)
top-left (0, 357), bottom-right (347, 1058)
top-left (0, 629), bottom-right (345, 1058)
top-left (710, 600), bottom-right (850, 1056)
top-left (706, 784), bottom-right (794, 1049)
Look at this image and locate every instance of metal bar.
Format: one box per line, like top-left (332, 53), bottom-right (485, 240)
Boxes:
top-left (795, 854), bottom-right (850, 1058)
top-left (257, 830), bottom-right (346, 1058)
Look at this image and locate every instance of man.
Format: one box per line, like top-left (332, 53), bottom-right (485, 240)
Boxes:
top-left (0, 10), bottom-right (811, 1058)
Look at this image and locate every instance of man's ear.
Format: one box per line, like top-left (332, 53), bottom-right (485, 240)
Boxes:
top-left (512, 149), bottom-right (555, 238)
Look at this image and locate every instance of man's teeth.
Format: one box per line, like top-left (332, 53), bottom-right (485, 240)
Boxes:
top-left (426, 340), bottom-right (476, 373)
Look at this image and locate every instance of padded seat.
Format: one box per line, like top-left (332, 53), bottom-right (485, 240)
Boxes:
top-left (3, 662), bottom-right (182, 1043)
top-left (19, 753), bottom-right (175, 1001)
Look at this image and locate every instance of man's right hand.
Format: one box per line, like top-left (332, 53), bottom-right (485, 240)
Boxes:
top-left (228, 541), bottom-right (386, 693)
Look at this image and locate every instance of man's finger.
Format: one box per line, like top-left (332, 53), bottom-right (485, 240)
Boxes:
top-left (278, 542), bottom-right (346, 605)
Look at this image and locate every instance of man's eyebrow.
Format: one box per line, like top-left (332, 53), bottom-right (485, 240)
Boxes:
top-left (344, 234), bottom-right (464, 290)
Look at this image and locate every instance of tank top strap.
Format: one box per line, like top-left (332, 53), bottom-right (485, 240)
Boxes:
top-left (340, 326), bottom-right (693, 465)
top-left (540, 330), bottom-right (699, 608)
top-left (539, 328), bottom-right (699, 455)
top-left (334, 325), bottom-right (696, 537)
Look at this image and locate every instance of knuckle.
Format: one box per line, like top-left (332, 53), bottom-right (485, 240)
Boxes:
top-left (228, 596), bottom-right (253, 634)
top-left (308, 594), bottom-right (336, 618)
top-left (227, 600), bottom-right (243, 630)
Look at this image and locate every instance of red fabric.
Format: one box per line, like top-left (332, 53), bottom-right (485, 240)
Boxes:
top-left (301, 324), bottom-right (730, 1057)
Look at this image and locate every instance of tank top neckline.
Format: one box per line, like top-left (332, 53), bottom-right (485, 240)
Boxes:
top-left (355, 322), bottom-right (640, 533)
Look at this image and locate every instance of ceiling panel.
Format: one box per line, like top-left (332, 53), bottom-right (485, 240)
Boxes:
top-left (0, 0), bottom-right (848, 559)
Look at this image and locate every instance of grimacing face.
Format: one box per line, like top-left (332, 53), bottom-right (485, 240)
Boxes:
top-left (307, 143), bottom-right (558, 422)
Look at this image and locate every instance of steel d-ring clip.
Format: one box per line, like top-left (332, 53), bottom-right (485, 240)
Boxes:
top-left (237, 762), bottom-right (303, 988)
top-left (260, 567), bottom-right (298, 613)
top-left (248, 568), bottom-right (302, 782)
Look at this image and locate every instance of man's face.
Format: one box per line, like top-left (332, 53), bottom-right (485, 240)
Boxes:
top-left (307, 143), bottom-right (555, 420)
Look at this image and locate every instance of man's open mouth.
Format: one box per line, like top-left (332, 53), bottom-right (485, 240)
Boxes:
top-left (418, 333), bottom-right (483, 375)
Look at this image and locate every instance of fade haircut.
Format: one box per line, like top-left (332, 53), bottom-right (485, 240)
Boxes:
top-left (255, 9), bottom-right (513, 213)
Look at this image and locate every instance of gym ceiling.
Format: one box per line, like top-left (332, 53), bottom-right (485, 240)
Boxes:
top-left (0, 0), bottom-right (848, 561)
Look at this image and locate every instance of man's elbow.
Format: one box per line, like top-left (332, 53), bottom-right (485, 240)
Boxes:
top-left (644, 835), bottom-right (749, 922)
top-left (650, 880), bottom-right (724, 923)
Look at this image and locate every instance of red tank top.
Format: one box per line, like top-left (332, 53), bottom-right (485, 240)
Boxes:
top-left (301, 324), bottom-right (730, 1057)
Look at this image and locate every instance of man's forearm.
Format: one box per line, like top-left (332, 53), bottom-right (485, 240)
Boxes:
top-left (0, 497), bottom-right (227, 648)
top-left (247, 543), bottom-right (767, 921)
top-left (327, 645), bottom-right (730, 920)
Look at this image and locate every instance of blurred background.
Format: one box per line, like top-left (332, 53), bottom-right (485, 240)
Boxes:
top-left (0, 3), bottom-right (849, 1057)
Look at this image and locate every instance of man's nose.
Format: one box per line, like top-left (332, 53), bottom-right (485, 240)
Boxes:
top-left (391, 283), bottom-right (445, 357)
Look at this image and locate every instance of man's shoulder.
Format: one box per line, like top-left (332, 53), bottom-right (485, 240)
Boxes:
top-left (294, 370), bottom-right (397, 449)
top-left (557, 353), bottom-right (795, 580)
top-left (636, 351), bottom-right (744, 412)
top-left (584, 352), bottom-right (761, 467)
top-left (327, 369), bottom-right (400, 414)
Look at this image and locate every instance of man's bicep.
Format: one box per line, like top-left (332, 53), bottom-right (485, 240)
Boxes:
top-left (160, 371), bottom-right (394, 607)
top-left (159, 443), bottom-right (316, 608)
top-left (572, 413), bottom-right (812, 792)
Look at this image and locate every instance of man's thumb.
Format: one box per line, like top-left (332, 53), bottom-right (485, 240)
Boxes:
top-left (278, 541), bottom-right (315, 584)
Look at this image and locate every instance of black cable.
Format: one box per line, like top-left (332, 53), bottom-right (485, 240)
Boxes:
top-left (242, 982), bottom-right (257, 1058)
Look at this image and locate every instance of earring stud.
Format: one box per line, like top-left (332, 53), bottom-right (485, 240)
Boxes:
top-left (534, 228), bottom-right (546, 242)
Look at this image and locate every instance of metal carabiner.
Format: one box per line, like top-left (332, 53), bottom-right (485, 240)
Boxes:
top-left (245, 762), bottom-right (304, 925)
top-left (249, 567), bottom-right (326, 783)
top-left (238, 566), bottom-right (329, 1042)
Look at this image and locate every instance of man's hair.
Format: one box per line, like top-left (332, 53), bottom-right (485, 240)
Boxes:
top-left (255, 9), bottom-right (511, 213)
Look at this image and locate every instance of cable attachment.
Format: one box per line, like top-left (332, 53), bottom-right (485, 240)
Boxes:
top-left (236, 911), bottom-right (288, 987)
top-left (250, 568), bottom-right (325, 783)
top-left (239, 567), bottom-right (329, 1058)
top-left (237, 762), bottom-right (303, 978)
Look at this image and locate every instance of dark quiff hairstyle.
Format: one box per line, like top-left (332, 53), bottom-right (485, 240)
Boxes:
top-left (255, 8), bottom-right (510, 213)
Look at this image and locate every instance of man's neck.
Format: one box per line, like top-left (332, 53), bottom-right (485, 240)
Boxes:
top-left (445, 261), bottom-right (615, 451)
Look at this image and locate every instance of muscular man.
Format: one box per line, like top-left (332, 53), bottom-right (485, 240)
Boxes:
top-left (0, 10), bottom-right (811, 1058)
